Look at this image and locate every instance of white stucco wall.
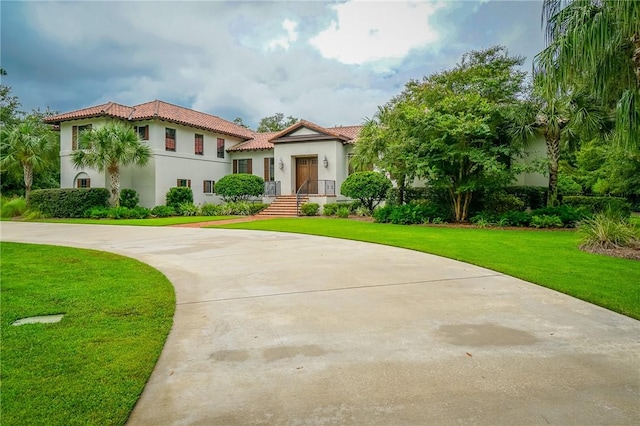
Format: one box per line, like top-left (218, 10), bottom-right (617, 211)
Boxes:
top-left (514, 136), bottom-right (548, 187)
top-left (273, 140), bottom-right (347, 195)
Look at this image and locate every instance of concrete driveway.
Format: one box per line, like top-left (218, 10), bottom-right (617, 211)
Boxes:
top-left (2, 222), bottom-right (638, 425)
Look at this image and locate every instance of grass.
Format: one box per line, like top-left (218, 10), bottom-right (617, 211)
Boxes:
top-left (31, 215), bottom-right (237, 226)
top-left (212, 218), bottom-right (640, 319)
top-left (0, 242), bottom-right (176, 425)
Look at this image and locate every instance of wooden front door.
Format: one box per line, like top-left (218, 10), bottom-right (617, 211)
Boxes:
top-left (296, 157), bottom-right (318, 193)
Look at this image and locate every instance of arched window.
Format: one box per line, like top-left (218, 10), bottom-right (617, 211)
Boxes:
top-left (74, 172), bottom-right (91, 188)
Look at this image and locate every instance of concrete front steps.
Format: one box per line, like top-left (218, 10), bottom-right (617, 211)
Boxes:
top-left (257, 195), bottom-right (308, 217)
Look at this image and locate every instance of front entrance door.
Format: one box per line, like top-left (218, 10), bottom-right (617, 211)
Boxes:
top-left (296, 157), bottom-right (318, 193)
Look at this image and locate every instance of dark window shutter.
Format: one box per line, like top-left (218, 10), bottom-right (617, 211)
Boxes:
top-left (177, 179), bottom-right (180, 187)
top-left (72, 126), bottom-right (78, 150)
top-left (264, 158), bottom-right (269, 180)
top-left (144, 126), bottom-right (149, 140)
top-left (188, 179), bottom-right (191, 188)
top-left (86, 179), bottom-right (91, 188)
top-left (203, 180), bottom-right (206, 193)
top-left (247, 159), bottom-right (253, 174)
top-left (233, 159), bottom-right (238, 174)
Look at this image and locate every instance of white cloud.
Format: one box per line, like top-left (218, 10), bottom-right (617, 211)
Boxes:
top-left (266, 18), bottom-right (299, 51)
top-left (310, 0), bottom-right (445, 65)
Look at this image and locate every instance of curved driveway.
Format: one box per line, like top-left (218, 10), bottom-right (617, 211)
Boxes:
top-left (2, 222), bottom-right (638, 425)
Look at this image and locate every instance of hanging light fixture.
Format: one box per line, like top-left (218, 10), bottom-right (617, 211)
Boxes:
top-left (323, 155), bottom-right (329, 168)
top-left (278, 158), bottom-right (284, 170)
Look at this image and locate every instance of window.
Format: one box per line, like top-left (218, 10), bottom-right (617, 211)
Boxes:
top-left (217, 138), bottom-right (225, 158)
top-left (76, 178), bottom-right (91, 188)
top-left (165, 128), bottom-right (176, 151)
top-left (233, 159), bottom-right (252, 174)
top-left (177, 179), bottom-right (191, 188)
top-left (135, 125), bottom-right (149, 140)
top-left (203, 180), bottom-right (215, 194)
top-left (264, 157), bottom-right (275, 181)
top-left (72, 124), bottom-right (92, 150)
top-left (195, 134), bottom-right (204, 155)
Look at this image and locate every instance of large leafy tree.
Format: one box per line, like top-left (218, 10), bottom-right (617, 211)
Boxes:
top-left (535, 0), bottom-right (640, 148)
top-left (72, 121), bottom-right (152, 207)
top-left (256, 113), bottom-right (298, 132)
top-left (358, 46), bottom-right (527, 221)
top-left (0, 115), bottom-right (58, 200)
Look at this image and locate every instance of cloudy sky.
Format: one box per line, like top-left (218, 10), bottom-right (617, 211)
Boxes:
top-left (2, 0), bottom-right (545, 128)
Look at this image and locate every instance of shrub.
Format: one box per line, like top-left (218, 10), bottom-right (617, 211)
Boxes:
top-left (119, 189), bottom-right (139, 209)
top-left (483, 191), bottom-right (525, 214)
top-left (499, 210), bottom-right (532, 227)
top-left (28, 188), bottom-right (110, 218)
top-left (166, 187), bottom-right (193, 208)
top-left (558, 175), bottom-right (583, 196)
top-left (220, 201), bottom-right (253, 216)
top-left (579, 214), bottom-right (639, 249)
top-left (176, 203), bottom-right (199, 216)
top-left (1, 197), bottom-right (27, 218)
top-left (385, 186), bottom-right (449, 206)
top-left (562, 196), bottom-right (631, 217)
top-left (504, 186), bottom-right (547, 210)
top-left (215, 174), bottom-right (264, 202)
top-left (374, 201), bottom-right (450, 225)
top-left (85, 206), bottom-right (110, 219)
top-left (322, 203), bottom-right (339, 216)
top-left (532, 205), bottom-right (590, 228)
top-left (340, 171), bottom-right (392, 212)
top-left (354, 206), bottom-right (371, 217)
top-left (336, 206), bottom-right (350, 218)
top-left (151, 205), bottom-right (176, 217)
top-left (200, 203), bottom-right (222, 216)
top-left (300, 203), bottom-right (319, 216)
top-left (470, 211), bottom-right (499, 225)
top-left (530, 214), bottom-right (564, 228)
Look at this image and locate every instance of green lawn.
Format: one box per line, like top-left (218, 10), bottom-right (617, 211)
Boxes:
top-left (0, 242), bottom-right (175, 425)
top-left (33, 215), bottom-right (237, 226)
top-left (213, 218), bottom-right (640, 319)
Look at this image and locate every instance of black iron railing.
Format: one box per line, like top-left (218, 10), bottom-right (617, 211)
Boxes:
top-left (264, 181), bottom-right (281, 196)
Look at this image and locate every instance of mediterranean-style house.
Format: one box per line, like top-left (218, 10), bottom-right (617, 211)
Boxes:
top-left (45, 100), bottom-right (547, 212)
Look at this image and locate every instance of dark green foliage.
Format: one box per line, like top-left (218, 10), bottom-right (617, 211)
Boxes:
top-left (504, 186), bottom-right (548, 210)
top-left (531, 205), bottom-right (590, 227)
top-left (166, 187), bottom-right (193, 208)
top-left (499, 210), bottom-right (532, 227)
top-left (336, 206), bottom-right (350, 218)
top-left (248, 203), bottom-right (268, 215)
top-left (28, 188), bottom-right (109, 218)
top-left (322, 203), bottom-right (339, 216)
top-left (176, 203), bottom-right (199, 216)
top-left (530, 215), bottom-right (564, 228)
top-left (119, 189), bottom-right (139, 209)
top-left (340, 171), bottom-right (392, 211)
top-left (200, 203), bottom-right (221, 216)
top-left (562, 196), bottom-right (631, 217)
top-left (151, 205), bottom-right (176, 217)
top-left (300, 203), bottom-right (319, 216)
top-left (214, 174), bottom-right (264, 202)
top-left (483, 191), bottom-right (525, 214)
top-left (385, 186), bottom-right (450, 207)
top-left (374, 201), bottom-right (451, 224)
top-left (84, 206), bottom-right (150, 219)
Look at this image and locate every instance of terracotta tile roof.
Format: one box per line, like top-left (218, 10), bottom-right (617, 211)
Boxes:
top-left (331, 125), bottom-right (363, 142)
top-left (44, 100), bottom-right (254, 140)
top-left (226, 132), bottom-right (278, 152)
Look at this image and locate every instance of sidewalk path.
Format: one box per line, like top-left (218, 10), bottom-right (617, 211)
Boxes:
top-left (2, 222), bottom-right (638, 425)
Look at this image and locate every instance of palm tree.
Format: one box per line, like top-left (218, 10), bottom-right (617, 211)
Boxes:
top-left (511, 88), bottom-right (606, 206)
top-left (0, 118), bottom-right (57, 201)
top-left (72, 121), bottom-right (152, 207)
top-left (534, 0), bottom-right (640, 148)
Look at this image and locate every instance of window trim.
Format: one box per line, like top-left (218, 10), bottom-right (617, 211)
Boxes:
top-left (177, 179), bottom-right (191, 188)
top-left (135, 125), bottom-right (149, 141)
top-left (195, 134), bottom-right (204, 155)
top-left (165, 128), bottom-right (176, 151)
top-left (76, 178), bottom-right (91, 188)
top-left (217, 138), bottom-right (225, 159)
top-left (203, 180), bottom-right (215, 194)
top-left (233, 158), bottom-right (252, 174)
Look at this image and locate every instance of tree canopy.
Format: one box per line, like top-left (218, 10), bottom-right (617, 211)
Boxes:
top-left (256, 113), bottom-right (298, 132)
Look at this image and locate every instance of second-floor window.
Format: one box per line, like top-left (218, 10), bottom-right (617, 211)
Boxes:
top-left (135, 125), bottom-right (149, 140)
top-left (165, 128), bottom-right (176, 151)
top-left (195, 134), bottom-right (204, 155)
top-left (72, 124), bottom-right (92, 150)
top-left (217, 138), bottom-right (225, 158)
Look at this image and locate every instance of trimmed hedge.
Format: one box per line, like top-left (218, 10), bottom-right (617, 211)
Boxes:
top-left (374, 201), bottom-right (451, 224)
top-left (300, 203), bottom-right (319, 216)
top-left (341, 171), bottom-right (391, 211)
top-left (562, 196), bottom-right (631, 217)
top-left (28, 188), bottom-right (110, 218)
top-left (215, 174), bottom-right (264, 202)
top-left (166, 187), bottom-right (193, 208)
top-left (119, 189), bottom-right (139, 209)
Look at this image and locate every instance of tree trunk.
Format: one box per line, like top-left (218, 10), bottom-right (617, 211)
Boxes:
top-left (461, 191), bottom-right (472, 222)
top-left (23, 163), bottom-right (33, 202)
top-left (108, 165), bottom-right (120, 207)
top-left (546, 137), bottom-right (560, 206)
